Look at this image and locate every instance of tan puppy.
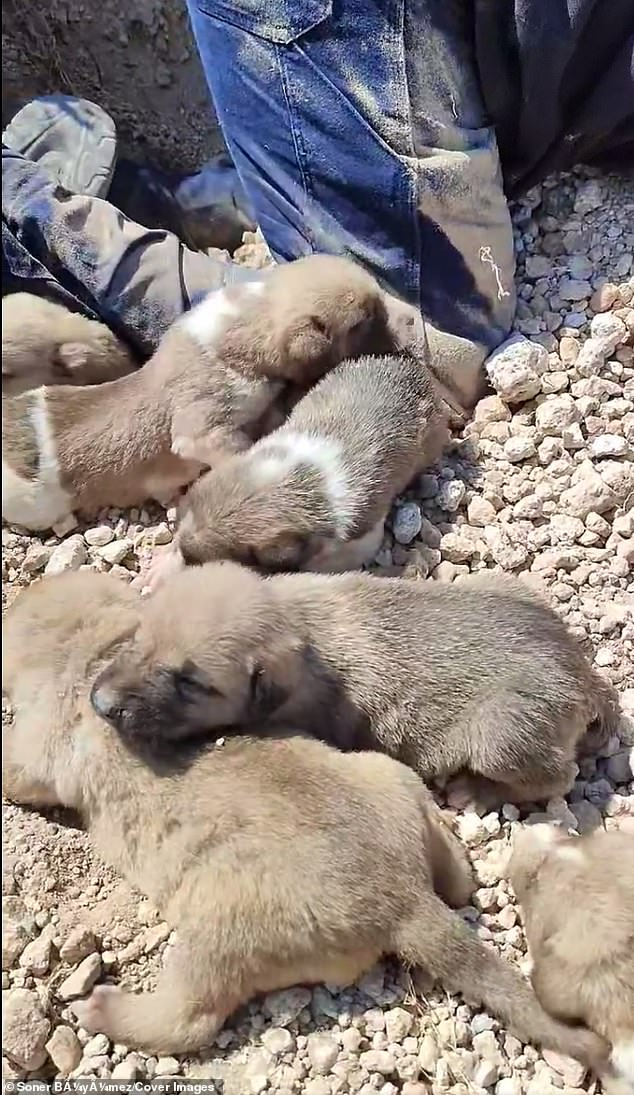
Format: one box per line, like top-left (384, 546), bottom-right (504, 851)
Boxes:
top-left (509, 825), bottom-right (634, 1093)
top-left (2, 293), bottom-right (135, 395)
top-left (92, 565), bottom-right (619, 808)
top-left (2, 256), bottom-right (389, 531)
top-left (2, 572), bottom-right (607, 1065)
top-left (172, 353), bottom-right (447, 574)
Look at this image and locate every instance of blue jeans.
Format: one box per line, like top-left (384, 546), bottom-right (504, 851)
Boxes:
top-left (186, 0), bottom-right (515, 350)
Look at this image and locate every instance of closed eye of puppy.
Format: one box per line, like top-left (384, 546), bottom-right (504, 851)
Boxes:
top-left (92, 564), bottom-right (619, 810)
top-left (509, 824), bottom-right (634, 1094)
top-left (2, 255), bottom-right (388, 532)
top-left (2, 292), bottom-right (136, 395)
top-left (174, 353), bottom-right (447, 575)
top-left (2, 572), bottom-right (608, 1067)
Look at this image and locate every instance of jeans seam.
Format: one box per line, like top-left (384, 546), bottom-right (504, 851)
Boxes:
top-left (276, 44), bottom-right (319, 251)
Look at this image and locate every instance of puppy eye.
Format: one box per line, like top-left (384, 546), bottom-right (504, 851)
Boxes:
top-left (173, 669), bottom-right (220, 701)
top-left (311, 316), bottom-right (328, 335)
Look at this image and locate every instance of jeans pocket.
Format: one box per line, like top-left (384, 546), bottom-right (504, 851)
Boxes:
top-left (194, 0), bottom-right (333, 44)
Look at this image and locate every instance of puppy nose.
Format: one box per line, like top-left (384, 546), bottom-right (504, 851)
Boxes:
top-left (90, 681), bottom-right (123, 725)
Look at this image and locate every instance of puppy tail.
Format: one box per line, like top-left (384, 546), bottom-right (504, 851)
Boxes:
top-left (393, 895), bottom-right (609, 1071)
top-left (580, 670), bottom-right (622, 754)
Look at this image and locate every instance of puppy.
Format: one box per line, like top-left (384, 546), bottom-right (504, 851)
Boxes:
top-left (2, 572), bottom-right (607, 1066)
top-left (2, 256), bottom-right (388, 531)
top-left (510, 824), bottom-right (634, 1093)
top-left (2, 293), bottom-right (136, 395)
top-left (92, 565), bottom-right (619, 808)
top-left (173, 353), bottom-right (447, 574)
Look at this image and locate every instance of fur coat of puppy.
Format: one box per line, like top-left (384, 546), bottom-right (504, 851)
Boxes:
top-left (174, 353), bottom-right (447, 574)
top-left (2, 256), bottom-right (388, 531)
top-left (2, 293), bottom-right (136, 395)
top-left (2, 572), bottom-right (607, 1066)
top-left (92, 565), bottom-right (619, 808)
top-left (509, 824), bottom-right (634, 1094)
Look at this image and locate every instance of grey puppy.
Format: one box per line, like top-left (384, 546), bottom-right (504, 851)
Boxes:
top-left (172, 353), bottom-right (447, 574)
top-left (91, 564), bottom-right (618, 808)
top-left (2, 571), bottom-right (607, 1066)
top-left (509, 824), bottom-right (634, 1094)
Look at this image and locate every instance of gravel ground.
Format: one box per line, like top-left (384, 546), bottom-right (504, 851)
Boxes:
top-left (2, 166), bottom-right (633, 1094)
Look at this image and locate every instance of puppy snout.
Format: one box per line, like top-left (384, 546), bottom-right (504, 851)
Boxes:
top-left (90, 680), bottom-right (124, 726)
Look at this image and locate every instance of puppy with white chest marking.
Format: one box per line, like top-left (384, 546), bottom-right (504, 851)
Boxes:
top-left (92, 564), bottom-right (619, 808)
top-left (2, 293), bottom-right (136, 395)
top-left (173, 353), bottom-right (447, 574)
top-left (509, 824), bottom-right (634, 1095)
top-left (2, 255), bottom-right (389, 531)
top-left (2, 571), bottom-right (608, 1066)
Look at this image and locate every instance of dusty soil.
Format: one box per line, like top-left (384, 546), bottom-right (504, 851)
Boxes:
top-left (2, 0), bottom-right (221, 170)
top-left (2, 168), bottom-right (634, 1094)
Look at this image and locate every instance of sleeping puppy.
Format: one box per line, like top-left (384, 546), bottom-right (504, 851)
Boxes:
top-left (2, 293), bottom-right (136, 395)
top-left (172, 353), bottom-right (447, 574)
top-left (91, 564), bottom-right (619, 809)
top-left (2, 571), bottom-right (607, 1068)
top-left (2, 255), bottom-right (389, 531)
top-left (509, 825), bottom-right (634, 1095)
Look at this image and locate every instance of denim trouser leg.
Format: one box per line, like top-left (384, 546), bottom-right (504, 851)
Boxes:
top-left (186, 0), bottom-right (516, 356)
top-left (2, 146), bottom-right (261, 359)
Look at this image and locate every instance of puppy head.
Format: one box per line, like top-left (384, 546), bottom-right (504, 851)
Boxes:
top-left (240, 255), bottom-right (391, 384)
top-left (2, 293), bottom-right (135, 395)
top-left (176, 453), bottom-right (332, 572)
top-left (508, 822), bottom-right (571, 900)
top-left (90, 563), bottom-right (292, 743)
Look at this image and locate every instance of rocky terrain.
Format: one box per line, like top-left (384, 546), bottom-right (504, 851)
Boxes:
top-left (2, 166), bottom-right (633, 1094)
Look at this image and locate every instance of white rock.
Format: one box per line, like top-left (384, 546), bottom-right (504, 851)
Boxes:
top-left (549, 514), bottom-right (585, 545)
top-left (45, 1025), bottom-right (82, 1075)
top-left (359, 1049), bottom-right (396, 1075)
top-left (457, 813), bottom-right (488, 846)
top-left (560, 462), bottom-right (615, 518)
top-left (152, 522), bottom-right (173, 546)
top-left (590, 312), bottom-right (627, 353)
top-left (590, 434), bottom-right (628, 459)
top-left (2, 988), bottom-right (51, 1069)
top-left (111, 1054), bottom-right (144, 1080)
top-left (474, 1059), bottom-right (499, 1087)
top-left (60, 926), bottom-right (98, 964)
top-left (535, 394), bottom-right (580, 434)
top-left (155, 1056), bottom-right (180, 1076)
top-left (392, 501), bottom-right (422, 544)
top-left (485, 526), bottom-right (528, 570)
top-left (485, 334), bottom-right (546, 403)
top-left (45, 535), bottom-right (87, 575)
top-left (2, 897), bottom-right (36, 969)
top-left (542, 1050), bottom-right (587, 1087)
top-left (575, 336), bottom-right (607, 376)
top-left (440, 530), bottom-right (478, 564)
top-left (574, 178), bottom-right (603, 213)
top-left (261, 1027), bottom-right (295, 1056)
top-left (18, 933), bottom-right (52, 976)
top-left (58, 953), bottom-right (101, 1000)
top-left (83, 1033), bottom-right (110, 1057)
top-left (384, 1007), bottom-right (413, 1042)
top-left (97, 538), bottom-right (133, 565)
top-left (307, 1032), bottom-right (339, 1074)
top-left (245, 1047), bottom-right (275, 1093)
top-left (438, 479), bottom-right (466, 512)
top-left (21, 543), bottom-right (53, 574)
top-left (84, 525), bottom-right (114, 547)
top-left (467, 497), bottom-right (497, 527)
top-left (473, 396), bottom-right (511, 424)
top-left (504, 435), bottom-right (537, 462)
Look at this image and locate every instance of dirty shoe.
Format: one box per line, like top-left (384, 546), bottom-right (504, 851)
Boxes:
top-left (108, 152), bottom-right (257, 253)
top-left (3, 95), bottom-right (117, 198)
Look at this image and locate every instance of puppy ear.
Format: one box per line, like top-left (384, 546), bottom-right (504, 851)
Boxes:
top-left (247, 661), bottom-right (288, 719)
top-left (253, 531), bottom-right (312, 572)
top-left (53, 342), bottom-right (91, 377)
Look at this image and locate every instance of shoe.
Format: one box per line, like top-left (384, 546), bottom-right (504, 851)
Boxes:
top-left (2, 95), bottom-right (117, 198)
top-left (108, 152), bottom-right (257, 253)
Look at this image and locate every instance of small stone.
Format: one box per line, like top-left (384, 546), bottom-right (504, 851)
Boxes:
top-left (560, 463), bottom-right (615, 518)
top-left (60, 926), bottom-right (97, 964)
top-left (341, 1027), bottom-right (363, 1053)
top-left (524, 255), bottom-right (551, 279)
top-left (263, 986), bottom-right (312, 1025)
top-left (574, 178), bottom-right (603, 213)
top-left (457, 813), bottom-right (487, 846)
top-left (46, 1025), bottom-right (82, 1075)
top-left (2, 897), bottom-right (36, 969)
top-left (504, 435), bottom-right (537, 462)
top-left (2, 988), bottom-right (51, 1069)
top-left (590, 312), bottom-right (627, 353)
top-left (568, 800), bottom-right (602, 833)
top-left (307, 1032), bottom-right (339, 1074)
top-left (392, 501), bottom-right (423, 545)
top-left (495, 1080), bottom-right (522, 1095)
top-left (97, 538), bottom-right (133, 565)
top-left (558, 336), bottom-right (580, 365)
top-left (439, 530), bottom-right (478, 564)
top-left (535, 395), bottom-right (580, 435)
top-left (45, 535), bottom-right (87, 575)
top-left (261, 1027), bottom-right (295, 1056)
top-left (152, 522), bottom-right (173, 546)
top-left (589, 283), bottom-right (619, 312)
top-left (485, 526), bottom-right (528, 570)
top-left (18, 933), bottom-right (52, 976)
top-left (384, 1007), bottom-right (413, 1042)
top-left (84, 525), bottom-right (114, 547)
top-left (245, 1047), bottom-right (275, 1093)
top-left (559, 278), bottom-right (591, 302)
top-left (21, 543), bottom-right (53, 574)
top-left (304, 1080), bottom-right (332, 1095)
top-left (111, 1054), bottom-right (144, 1080)
top-left (485, 334), bottom-right (546, 404)
top-left (155, 1056), bottom-right (180, 1076)
top-left (467, 497), bottom-right (497, 527)
top-left (542, 1050), bottom-right (587, 1087)
top-left (474, 1060), bottom-right (500, 1087)
top-left (58, 952), bottom-right (101, 1000)
top-left (606, 750), bottom-right (633, 785)
top-left (438, 480), bottom-right (466, 512)
top-left (360, 1049), bottom-right (396, 1075)
top-left (432, 560), bottom-right (459, 583)
top-left (575, 337), bottom-right (607, 376)
top-left (473, 396), bottom-right (511, 424)
top-left (83, 1033), bottom-right (110, 1057)
top-left (418, 1034), bottom-right (439, 1074)
top-left (590, 434), bottom-right (628, 459)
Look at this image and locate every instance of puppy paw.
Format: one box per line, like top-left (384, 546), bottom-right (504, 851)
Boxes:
top-left (131, 545), bottom-right (184, 595)
top-left (72, 984), bottom-right (121, 1035)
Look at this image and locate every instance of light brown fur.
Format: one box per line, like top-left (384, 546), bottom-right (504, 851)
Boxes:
top-left (2, 572), bottom-right (607, 1065)
top-left (174, 353), bottom-right (447, 574)
top-left (2, 256), bottom-right (390, 531)
top-left (2, 293), bottom-right (136, 395)
top-left (509, 824), bottom-right (634, 1093)
top-left (92, 564), bottom-right (619, 809)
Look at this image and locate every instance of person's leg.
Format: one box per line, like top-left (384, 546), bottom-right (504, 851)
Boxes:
top-left (186, 0), bottom-right (516, 401)
top-left (2, 145), bottom-right (262, 358)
